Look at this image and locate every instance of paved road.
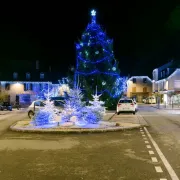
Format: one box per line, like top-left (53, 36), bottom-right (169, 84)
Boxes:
top-left (138, 105), bottom-right (180, 179)
top-left (0, 107), bottom-right (179, 179)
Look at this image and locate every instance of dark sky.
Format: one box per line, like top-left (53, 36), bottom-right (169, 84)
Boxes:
top-left (0, 1), bottom-right (179, 78)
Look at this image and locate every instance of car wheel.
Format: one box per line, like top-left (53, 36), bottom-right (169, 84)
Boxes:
top-left (133, 112), bottom-right (136, 115)
top-left (117, 112), bottom-right (120, 115)
top-left (28, 111), bottom-right (34, 119)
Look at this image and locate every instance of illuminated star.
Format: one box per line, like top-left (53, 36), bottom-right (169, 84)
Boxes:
top-left (91, 10), bottom-right (96, 16)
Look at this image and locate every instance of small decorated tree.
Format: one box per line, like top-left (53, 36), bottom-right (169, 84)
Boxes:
top-left (85, 90), bottom-right (106, 124)
top-left (33, 85), bottom-right (58, 126)
top-left (60, 88), bottom-right (85, 124)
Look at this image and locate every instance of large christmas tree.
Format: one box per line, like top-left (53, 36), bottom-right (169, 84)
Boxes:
top-left (75, 10), bottom-right (126, 108)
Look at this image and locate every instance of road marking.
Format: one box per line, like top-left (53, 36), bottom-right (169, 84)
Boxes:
top-left (144, 127), bottom-right (179, 180)
top-left (155, 166), bottom-right (163, 173)
top-left (142, 135), bottom-right (146, 137)
top-left (149, 151), bottom-right (154, 155)
top-left (145, 141), bottom-right (149, 144)
top-left (160, 179), bottom-right (167, 180)
top-left (146, 145), bottom-right (151, 148)
top-left (141, 132), bottom-right (145, 134)
top-left (143, 137), bottom-right (147, 140)
top-left (151, 157), bottom-right (158, 162)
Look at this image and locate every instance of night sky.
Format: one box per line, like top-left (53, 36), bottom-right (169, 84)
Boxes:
top-left (0, 1), bottom-right (179, 78)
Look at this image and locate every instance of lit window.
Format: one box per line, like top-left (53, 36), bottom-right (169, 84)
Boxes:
top-left (40, 72), bottom-right (44, 79)
top-left (13, 72), bottom-right (18, 79)
top-left (26, 72), bottom-right (30, 80)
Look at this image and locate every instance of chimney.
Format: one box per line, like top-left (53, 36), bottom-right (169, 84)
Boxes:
top-left (36, 60), bottom-right (39, 70)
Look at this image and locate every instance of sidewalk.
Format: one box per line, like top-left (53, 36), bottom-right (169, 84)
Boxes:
top-left (150, 104), bottom-right (180, 110)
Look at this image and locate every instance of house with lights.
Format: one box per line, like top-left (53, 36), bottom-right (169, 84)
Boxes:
top-left (126, 76), bottom-right (153, 102)
top-left (152, 60), bottom-right (180, 104)
top-left (0, 60), bottom-right (65, 106)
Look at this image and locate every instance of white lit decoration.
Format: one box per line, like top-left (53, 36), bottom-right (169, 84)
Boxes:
top-left (95, 51), bottom-right (99, 54)
top-left (59, 84), bottom-right (70, 96)
top-left (84, 87), bottom-right (105, 124)
top-left (85, 51), bottom-right (88, 56)
top-left (102, 81), bottom-right (106, 86)
top-left (91, 10), bottom-right (96, 16)
top-left (112, 67), bottom-right (116, 71)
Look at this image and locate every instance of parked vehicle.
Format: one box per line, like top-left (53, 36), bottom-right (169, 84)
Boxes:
top-left (27, 100), bottom-right (64, 118)
top-left (0, 102), bottom-right (12, 111)
top-left (116, 99), bottom-right (136, 115)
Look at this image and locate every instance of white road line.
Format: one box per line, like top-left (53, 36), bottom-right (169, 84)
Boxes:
top-left (155, 166), bottom-right (163, 173)
top-left (144, 127), bottom-right (179, 180)
top-left (151, 157), bottom-right (158, 162)
top-left (141, 132), bottom-right (145, 134)
top-left (146, 145), bottom-right (151, 148)
top-left (149, 151), bottom-right (154, 155)
top-left (142, 135), bottom-right (146, 137)
top-left (145, 141), bottom-right (149, 144)
top-left (160, 179), bottom-right (167, 180)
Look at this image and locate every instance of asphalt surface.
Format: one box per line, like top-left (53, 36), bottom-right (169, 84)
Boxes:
top-left (139, 105), bottom-right (180, 179)
top-left (0, 106), bottom-right (179, 179)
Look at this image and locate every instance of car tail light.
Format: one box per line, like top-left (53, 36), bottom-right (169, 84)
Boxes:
top-left (131, 103), bottom-right (134, 106)
top-left (118, 103), bottom-right (121, 107)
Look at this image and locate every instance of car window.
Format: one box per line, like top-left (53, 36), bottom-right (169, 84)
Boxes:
top-left (34, 101), bottom-right (41, 106)
top-left (119, 100), bottom-right (132, 103)
top-left (40, 102), bottom-right (45, 107)
top-left (54, 100), bottom-right (64, 107)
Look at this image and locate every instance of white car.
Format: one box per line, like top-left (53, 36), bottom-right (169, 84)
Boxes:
top-left (27, 100), bottom-right (64, 118)
top-left (117, 99), bottom-right (136, 115)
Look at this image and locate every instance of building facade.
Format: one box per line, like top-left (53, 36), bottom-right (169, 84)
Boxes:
top-left (127, 76), bottom-right (153, 102)
top-left (0, 60), bottom-right (64, 106)
top-left (152, 60), bottom-right (180, 104)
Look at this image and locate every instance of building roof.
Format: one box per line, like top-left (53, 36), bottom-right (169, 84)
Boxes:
top-left (0, 71), bottom-right (63, 84)
top-left (128, 76), bottom-right (152, 82)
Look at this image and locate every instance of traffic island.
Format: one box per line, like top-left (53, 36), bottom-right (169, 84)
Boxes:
top-left (10, 120), bottom-right (142, 133)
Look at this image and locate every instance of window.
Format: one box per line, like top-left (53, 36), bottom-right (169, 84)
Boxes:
top-left (24, 83), bottom-right (27, 91)
top-left (166, 68), bottom-right (169, 76)
top-left (26, 72), bottom-right (30, 80)
top-left (143, 78), bottom-right (147, 83)
top-left (40, 72), bottom-right (44, 79)
top-left (119, 100), bottom-right (133, 103)
top-left (30, 83), bottom-right (33, 90)
top-left (34, 101), bottom-right (41, 106)
top-left (163, 71), bottom-right (165, 77)
top-left (143, 87), bottom-right (147, 92)
top-left (13, 72), bottom-right (18, 79)
top-left (39, 84), bottom-right (42, 91)
top-left (132, 78), bottom-right (136, 83)
top-left (132, 87), bottom-right (136, 92)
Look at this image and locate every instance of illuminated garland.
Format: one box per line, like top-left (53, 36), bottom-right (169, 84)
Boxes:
top-left (74, 10), bottom-right (127, 100)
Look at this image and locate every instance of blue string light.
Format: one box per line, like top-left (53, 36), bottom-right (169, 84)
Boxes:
top-left (74, 10), bottom-right (127, 100)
